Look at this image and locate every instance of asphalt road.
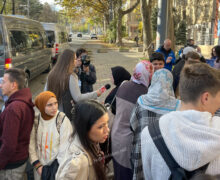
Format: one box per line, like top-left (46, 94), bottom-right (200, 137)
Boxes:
top-left (1, 36), bottom-right (143, 107)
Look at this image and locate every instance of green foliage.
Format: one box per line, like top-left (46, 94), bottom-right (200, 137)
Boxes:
top-left (107, 19), bottom-right (117, 43)
top-left (138, 21), bottom-right (142, 33)
top-left (151, 7), bottom-right (158, 38)
top-left (175, 20), bottom-right (186, 45)
top-left (121, 24), bottom-right (127, 37)
top-left (72, 23), bottom-right (88, 33)
top-left (28, 0), bottom-right (43, 20)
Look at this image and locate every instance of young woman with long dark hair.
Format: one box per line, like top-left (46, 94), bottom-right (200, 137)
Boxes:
top-left (56, 100), bottom-right (109, 180)
top-left (46, 49), bottom-right (102, 119)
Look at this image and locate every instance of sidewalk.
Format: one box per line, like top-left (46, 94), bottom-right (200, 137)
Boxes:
top-left (122, 38), bottom-right (144, 49)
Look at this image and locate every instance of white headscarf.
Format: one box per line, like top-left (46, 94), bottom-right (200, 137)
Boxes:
top-left (138, 68), bottom-right (181, 114)
top-left (131, 61), bottom-right (154, 87)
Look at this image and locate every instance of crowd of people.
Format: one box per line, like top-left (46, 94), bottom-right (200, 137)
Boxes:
top-left (0, 42), bottom-right (219, 180)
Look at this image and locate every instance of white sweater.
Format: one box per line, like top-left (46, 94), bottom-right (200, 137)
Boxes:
top-left (141, 110), bottom-right (220, 180)
top-left (29, 111), bottom-right (73, 166)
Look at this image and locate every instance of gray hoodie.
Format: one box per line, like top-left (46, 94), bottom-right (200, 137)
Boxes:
top-left (141, 110), bottom-right (220, 180)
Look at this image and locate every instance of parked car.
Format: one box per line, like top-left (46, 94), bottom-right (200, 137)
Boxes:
top-left (68, 33), bottom-right (73, 42)
top-left (41, 22), bottom-right (70, 64)
top-left (77, 33), bottom-right (82, 38)
top-left (0, 15), bottom-right (52, 86)
top-left (90, 33), bottom-right (97, 39)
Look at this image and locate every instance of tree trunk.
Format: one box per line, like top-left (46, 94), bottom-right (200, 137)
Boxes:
top-left (116, 0), bottom-right (140, 46)
top-left (104, 13), bottom-right (110, 35)
top-left (12, 0), bottom-right (15, 14)
top-left (141, 0), bottom-right (153, 57)
top-left (1, 0), bottom-right (7, 14)
top-left (167, 0), bottom-right (175, 50)
top-left (116, 9), bottom-right (123, 46)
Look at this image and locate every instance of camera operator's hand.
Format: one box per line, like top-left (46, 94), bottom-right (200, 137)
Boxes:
top-left (83, 65), bottom-right (90, 73)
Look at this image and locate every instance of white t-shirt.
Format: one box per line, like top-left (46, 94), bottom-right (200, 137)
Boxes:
top-left (36, 112), bottom-right (73, 165)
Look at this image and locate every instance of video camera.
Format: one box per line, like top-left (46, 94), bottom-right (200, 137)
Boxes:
top-left (81, 55), bottom-right (90, 67)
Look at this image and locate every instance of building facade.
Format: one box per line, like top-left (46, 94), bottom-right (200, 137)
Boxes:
top-left (125, 0), bottom-right (141, 39)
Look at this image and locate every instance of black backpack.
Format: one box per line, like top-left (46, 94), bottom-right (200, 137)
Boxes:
top-left (148, 119), bottom-right (209, 180)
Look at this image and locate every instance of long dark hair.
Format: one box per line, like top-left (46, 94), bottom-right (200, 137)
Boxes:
top-left (47, 49), bottom-right (75, 101)
top-left (72, 100), bottom-right (107, 180)
top-left (214, 45), bottom-right (220, 63)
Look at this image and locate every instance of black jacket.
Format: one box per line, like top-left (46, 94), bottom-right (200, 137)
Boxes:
top-left (42, 159), bottom-right (59, 180)
top-left (79, 64), bottom-right (96, 93)
top-left (172, 60), bottom-right (185, 93)
top-left (104, 66), bottom-right (131, 115)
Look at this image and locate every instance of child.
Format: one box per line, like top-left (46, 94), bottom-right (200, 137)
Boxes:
top-left (149, 52), bottom-right (165, 71)
top-left (29, 91), bottom-right (73, 180)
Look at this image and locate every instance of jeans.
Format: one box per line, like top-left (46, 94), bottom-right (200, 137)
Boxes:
top-left (26, 160), bottom-right (34, 180)
top-left (0, 162), bottom-right (27, 180)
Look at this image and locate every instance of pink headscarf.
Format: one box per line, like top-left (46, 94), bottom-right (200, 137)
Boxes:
top-left (131, 60), bottom-right (154, 87)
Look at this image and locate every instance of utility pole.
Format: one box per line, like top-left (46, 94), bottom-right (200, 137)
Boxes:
top-left (156, 0), bottom-right (169, 49)
top-left (211, 0), bottom-right (216, 45)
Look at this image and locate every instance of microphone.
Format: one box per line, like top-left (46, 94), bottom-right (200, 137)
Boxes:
top-left (100, 84), bottom-right (111, 93)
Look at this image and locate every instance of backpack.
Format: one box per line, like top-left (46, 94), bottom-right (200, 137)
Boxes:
top-left (35, 111), bottom-right (66, 135)
top-left (148, 119), bottom-right (209, 180)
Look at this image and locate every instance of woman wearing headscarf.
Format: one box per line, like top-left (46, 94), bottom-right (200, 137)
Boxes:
top-left (130, 68), bottom-right (181, 180)
top-left (29, 91), bottom-right (73, 180)
top-left (104, 66), bottom-right (131, 115)
top-left (111, 61), bottom-right (153, 180)
top-left (101, 66), bottom-right (131, 165)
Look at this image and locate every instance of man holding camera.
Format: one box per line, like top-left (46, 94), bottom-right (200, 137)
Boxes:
top-left (75, 48), bottom-right (97, 93)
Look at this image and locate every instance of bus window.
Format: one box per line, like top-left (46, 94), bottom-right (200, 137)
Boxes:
top-left (9, 30), bottom-right (30, 56)
top-left (28, 31), bottom-right (44, 49)
top-left (45, 31), bottom-right (55, 45)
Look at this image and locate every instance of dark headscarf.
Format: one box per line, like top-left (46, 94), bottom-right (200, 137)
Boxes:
top-left (111, 66), bottom-right (131, 87)
top-left (105, 66), bottom-right (131, 115)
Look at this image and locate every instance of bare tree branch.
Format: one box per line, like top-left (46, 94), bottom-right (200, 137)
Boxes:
top-left (122, 0), bottom-right (140, 15)
top-left (1, 0), bottom-right (7, 14)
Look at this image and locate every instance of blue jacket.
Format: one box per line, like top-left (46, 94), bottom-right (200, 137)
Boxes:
top-left (156, 46), bottom-right (176, 71)
top-left (206, 57), bottom-right (216, 67)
